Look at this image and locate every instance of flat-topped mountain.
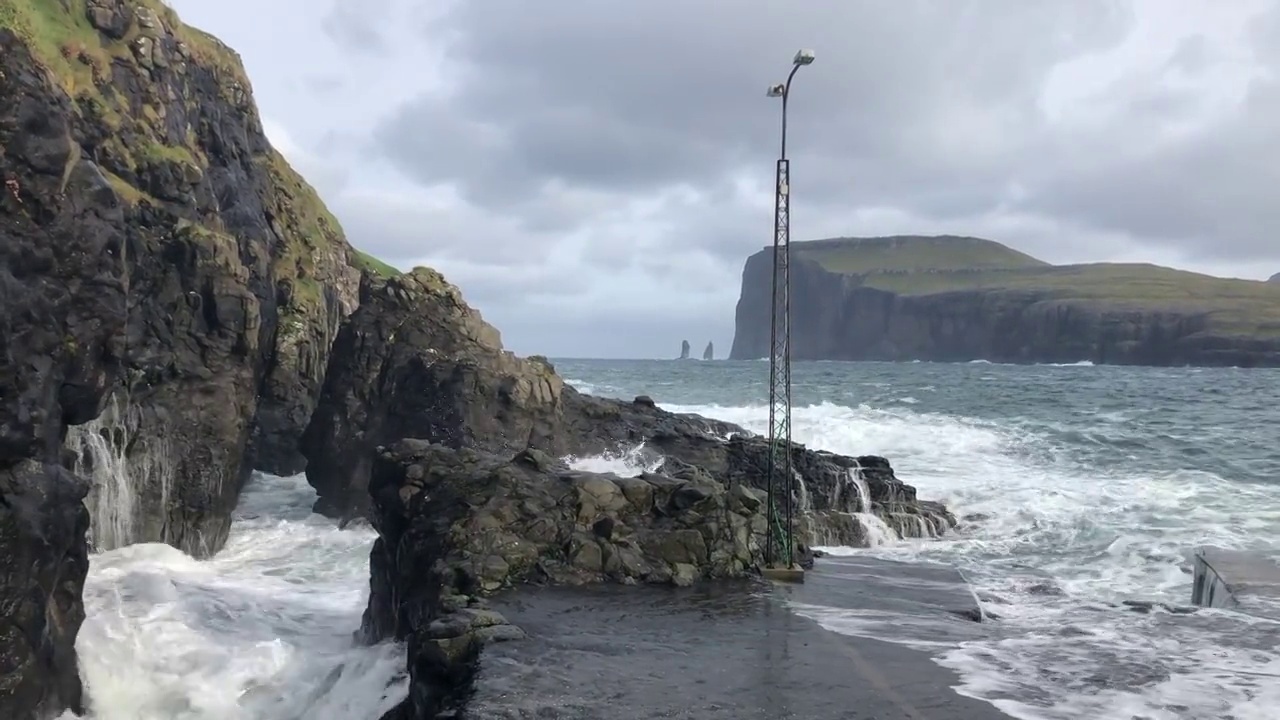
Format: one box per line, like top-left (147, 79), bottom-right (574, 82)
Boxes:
top-left (730, 235), bottom-right (1280, 367)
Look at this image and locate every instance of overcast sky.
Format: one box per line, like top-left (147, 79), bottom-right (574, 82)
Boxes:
top-left (166, 0), bottom-right (1280, 358)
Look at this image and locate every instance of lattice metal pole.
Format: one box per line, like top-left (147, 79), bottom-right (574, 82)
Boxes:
top-left (766, 157), bottom-right (793, 568)
top-left (764, 50), bottom-right (813, 570)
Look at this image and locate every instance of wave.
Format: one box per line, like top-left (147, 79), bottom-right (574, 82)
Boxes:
top-left (70, 474), bottom-right (407, 720)
top-left (646, 397), bottom-right (1280, 720)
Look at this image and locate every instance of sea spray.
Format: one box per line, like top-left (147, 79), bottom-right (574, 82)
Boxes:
top-left (564, 442), bottom-right (663, 475)
top-left (66, 394), bottom-right (175, 551)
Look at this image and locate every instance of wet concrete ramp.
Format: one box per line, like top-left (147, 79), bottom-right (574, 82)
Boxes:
top-left (470, 556), bottom-right (1007, 719)
top-left (1192, 546), bottom-right (1280, 620)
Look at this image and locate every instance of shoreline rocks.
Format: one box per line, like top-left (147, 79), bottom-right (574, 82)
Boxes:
top-left (361, 440), bottom-right (777, 718)
top-left (294, 260), bottom-right (962, 719)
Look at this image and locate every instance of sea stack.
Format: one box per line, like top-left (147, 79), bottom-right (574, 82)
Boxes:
top-left (679, 340), bottom-right (691, 359)
top-left (703, 341), bottom-right (714, 360)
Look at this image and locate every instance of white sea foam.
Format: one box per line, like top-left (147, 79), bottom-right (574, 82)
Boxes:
top-left (655, 398), bottom-right (1280, 720)
top-left (70, 473), bottom-right (407, 720)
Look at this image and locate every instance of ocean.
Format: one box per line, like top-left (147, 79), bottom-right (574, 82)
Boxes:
top-left (68, 359), bottom-right (1280, 719)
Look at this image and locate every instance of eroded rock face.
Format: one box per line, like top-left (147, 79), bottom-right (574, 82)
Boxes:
top-left (361, 441), bottom-right (771, 719)
top-left (4, 2), bottom-right (360, 557)
top-left (0, 33), bottom-right (129, 720)
top-left (302, 269), bottom-right (564, 519)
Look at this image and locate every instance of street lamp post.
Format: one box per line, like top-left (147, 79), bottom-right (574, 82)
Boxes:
top-left (763, 49), bottom-right (814, 575)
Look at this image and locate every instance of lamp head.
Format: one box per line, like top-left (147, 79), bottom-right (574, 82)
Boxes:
top-left (766, 83), bottom-right (785, 97)
top-left (793, 49), bottom-right (815, 65)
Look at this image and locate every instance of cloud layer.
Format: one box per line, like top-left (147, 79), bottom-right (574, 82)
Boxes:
top-left (169, 0), bottom-right (1280, 357)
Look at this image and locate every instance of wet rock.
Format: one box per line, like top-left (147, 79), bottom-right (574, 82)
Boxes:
top-left (361, 441), bottom-right (774, 717)
top-left (9, 0), bottom-right (363, 559)
top-left (1121, 599), bottom-right (1198, 615)
top-left (0, 34), bottom-right (129, 720)
top-left (4, 4), bottom-right (366, 717)
top-left (302, 264), bottom-right (955, 542)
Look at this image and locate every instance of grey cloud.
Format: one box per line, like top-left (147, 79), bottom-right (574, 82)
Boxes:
top-left (321, 0), bottom-right (392, 54)
top-left (304, 75), bottom-right (345, 95)
top-left (371, 1), bottom-right (1142, 242)
top-left (445, 0), bottom-right (1126, 158)
top-left (1020, 57), bottom-right (1280, 263)
top-left (291, 0), bottom-right (1280, 359)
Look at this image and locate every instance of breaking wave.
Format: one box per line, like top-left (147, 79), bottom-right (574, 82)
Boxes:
top-left (561, 361), bottom-right (1280, 720)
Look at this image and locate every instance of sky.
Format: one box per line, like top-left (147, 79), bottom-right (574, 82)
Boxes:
top-left (165, 0), bottom-right (1280, 358)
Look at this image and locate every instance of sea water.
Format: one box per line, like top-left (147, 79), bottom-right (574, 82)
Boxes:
top-left (70, 358), bottom-right (1280, 719)
top-left (559, 358), bottom-right (1280, 720)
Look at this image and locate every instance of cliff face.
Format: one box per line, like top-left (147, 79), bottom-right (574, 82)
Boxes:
top-left (731, 243), bottom-right (1280, 367)
top-left (0, 33), bottom-right (128, 719)
top-left (1, 4), bottom-right (368, 714)
top-left (2, 0), bottom-right (361, 561)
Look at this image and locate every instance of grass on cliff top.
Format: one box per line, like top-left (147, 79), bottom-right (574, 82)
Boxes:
top-left (796, 235), bottom-right (1050, 274)
top-left (0, 0), bottom-right (248, 96)
top-left (353, 250), bottom-right (400, 278)
top-left (794, 236), bottom-right (1280, 338)
top-left (0, 0), bottom-right (105, 95)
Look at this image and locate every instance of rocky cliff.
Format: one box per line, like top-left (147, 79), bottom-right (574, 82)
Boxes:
top-left (1, 3), bottom-right (377, 716)
top-left (730, 236), bottom-right (1280, 367)
top-left (301, 268), bottom-right (565, 519)
top-left (3, 0), bottom-right (366, 560)
top-left (0, 29), bottom-right (128, 717)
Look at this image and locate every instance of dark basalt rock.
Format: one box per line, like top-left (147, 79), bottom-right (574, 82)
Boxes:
top-left (302, 269), bottom-right (565, 520)
top-left (299, 253), bottom-right (961, 718)
top-left (0, 33), bottom-right (129, 719)
top-left (361, 440), bottom-right (774, 719)
top-left (302, 257), bottom-right (956, 544)
top-left (3, 8), bottom-right (365, 716)
top-left (7, 1), bottom-right (360, 561)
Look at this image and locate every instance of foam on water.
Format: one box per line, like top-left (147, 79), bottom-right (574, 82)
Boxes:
top-left (70, 473), bottom-right (407, 720)
top-left (654, 397), bottom-right (1280, 720)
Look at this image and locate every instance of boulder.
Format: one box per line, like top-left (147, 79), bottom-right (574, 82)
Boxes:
top-left (302, 270), bottom-right (565, 519)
